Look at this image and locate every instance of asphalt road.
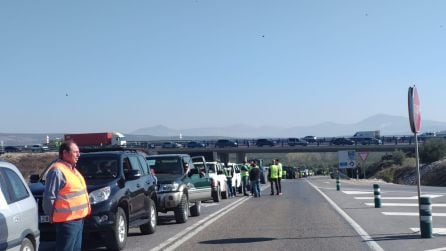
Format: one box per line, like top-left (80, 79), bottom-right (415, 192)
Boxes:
top-left (40, 177), bottom-right (446, 251)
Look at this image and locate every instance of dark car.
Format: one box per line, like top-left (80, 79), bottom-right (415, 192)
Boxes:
top-left (214, 139), bottom-right (238, 148)
top-left (29, 150), bottom-right (157, 250)
top-left (331, 137), bottom-right (355, 145)
top-left (146, 154), bottom-right (213, 223)
top-left (162, 141), bottom-right (182, 148)
top-left (303, 136), bottom-right (317, 143)
top-left (187, 141), bottom-right (206, 148)
top-left (354, 137), bottom-right (382, 145)
top-left (255, 139), bottom-right (275, 147)
top-left (287, 138), bottom-right (308, 146)
top-left (4, 146), bottom-right (21, 152)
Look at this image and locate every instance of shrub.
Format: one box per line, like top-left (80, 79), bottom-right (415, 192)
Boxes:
top-left (420, 138), bottom-right (446, 163)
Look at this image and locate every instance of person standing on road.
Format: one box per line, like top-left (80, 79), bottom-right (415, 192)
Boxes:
top-left (223, 162), bottom-right (235, 198)
top-left (249, 161), bottom-right (261, 197)
top-left (43, 141), bottom-right (91, 251)
top-left (269, 159), bottom-right (280, 195)
top-left (240, 161), bottom-right (251, 196)
top-left (276, 159), bottom-right (283, 195)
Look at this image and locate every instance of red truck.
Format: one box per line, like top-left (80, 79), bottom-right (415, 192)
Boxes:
top-left (64, 132), bottom-right (126, 147)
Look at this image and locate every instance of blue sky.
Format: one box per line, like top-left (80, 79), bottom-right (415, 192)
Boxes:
top-left (1, 1), bottom-right (446, 134)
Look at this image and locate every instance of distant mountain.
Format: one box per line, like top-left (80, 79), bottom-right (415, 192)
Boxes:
top-left (131, 114), bottom-right (446, 138)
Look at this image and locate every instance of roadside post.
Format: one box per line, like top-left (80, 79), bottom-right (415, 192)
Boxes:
top-left (408, 85), bottom-right (424, 238)
top-left (336, 171), bottom-right (340, 191)
top-left (373, 184), bottom-right (381, 208)
top-left (420, 196), bottom-right (432, 238)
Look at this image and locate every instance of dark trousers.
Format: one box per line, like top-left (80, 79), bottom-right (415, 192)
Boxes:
top-left (270, 178), bottom-right (279, 195)
top-left (55, 219), bottom-right (84, 251)
top-left (226, 177), bottom-right (234, 197)
top-left (241, 176), bottom-right (249, 195)
top-left (251, 180), bottom-right (261, 197)
top-left (278, 177), bottom-right (282, 193)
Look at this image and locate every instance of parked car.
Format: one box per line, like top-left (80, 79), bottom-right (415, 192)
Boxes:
top-left (29, 144), bottom-right (49, 152)
top-left (331, 137), bottom-right (355, 145)
top-left (162, 141), bottom-right (182, 148)
top-left (226, 163), bottom-right (242, 194)
top-left (29, 150), bottom-right (157, 250)
top-left (0, 161), bottom-right (40, 251)
top-left (193, 161), bottom-right (228, 201)
top-left (287, 138), bottom-right (308, 146)
top-left (255, 138), bottom-right (275, 147)
top-left (303, 136), bottom-right (317, 143)
top-left (186, 141), bottom-right (206, 148)
top-left (4, 146), bottom-right (21, 152)
top-left (146, 154), bottom-right (213, 224)
top-left (214, 139), bottom-right (238, 148)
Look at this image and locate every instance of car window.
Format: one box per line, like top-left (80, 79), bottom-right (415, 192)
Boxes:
top-left (147, 156), bottom-right (183, 175)
top-left (0, 167), bottom-right (29, 204)
top-left (77, 156), bottom-right (119, 179)
top-left (129, 155), bottom-right (143, 173)
top-left (206, 163), bottom-right (216, 173)
top-left (137, 155), bottom-right (149, 175)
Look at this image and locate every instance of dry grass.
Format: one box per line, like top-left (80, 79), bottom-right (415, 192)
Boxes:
top-left (0, 152), bottom-right (58, 179)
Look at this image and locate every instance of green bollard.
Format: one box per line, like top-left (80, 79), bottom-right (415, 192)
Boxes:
top-left (373, 184), bottom-right (381, 208)
top-left (420, 196), bottom-right (433, 238)
top-left (336, 174), bottom-right (340, 191)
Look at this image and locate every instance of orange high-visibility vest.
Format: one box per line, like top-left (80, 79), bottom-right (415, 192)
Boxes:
top-left (51, 162), bottom-right (91, 223)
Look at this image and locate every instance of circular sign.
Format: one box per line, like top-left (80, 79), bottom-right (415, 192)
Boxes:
top-left (408, 86), bottom-right (421, 133)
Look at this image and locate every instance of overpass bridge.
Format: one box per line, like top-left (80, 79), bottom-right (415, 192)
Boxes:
top-left (131, 141), bottom-right (418, 163)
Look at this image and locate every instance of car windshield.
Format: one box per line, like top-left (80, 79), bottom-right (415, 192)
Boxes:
top-left (76, 156), bottom-right (119, 180)
top-left (206, 163), bottom-right (216, 173)
top-left (147, 156), bottom-right (183, 175)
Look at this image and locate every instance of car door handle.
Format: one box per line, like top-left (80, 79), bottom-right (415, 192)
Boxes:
top-left (13, 216), bottom-right (19, 223)
top-left (136, 183), bottom-right (141, 188)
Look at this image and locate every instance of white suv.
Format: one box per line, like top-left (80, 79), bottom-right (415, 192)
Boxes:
top-left (206, 162), bottom-right (229, 201)
top-left (227, 162), bottom-right (241, 194)
top-left (0, 161), bottom-right (40, 251)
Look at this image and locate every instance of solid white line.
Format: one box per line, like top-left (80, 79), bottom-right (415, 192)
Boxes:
top-left (410, 228), bottom-right (446, 235)
top-left (382, 212), bottom-right (446, 217)
top-left (425, 247), bottom-right (446, 251)
top-left (306, 180), bottom-right (384, 251)
top-left (150, 197), bottom-right (249, 251)
top-left (343, 191), bottom-right (373, 195)
top-left (365, 203), bottom-right (446, 207)
top-left (355, 195), bottom-right (443, 200)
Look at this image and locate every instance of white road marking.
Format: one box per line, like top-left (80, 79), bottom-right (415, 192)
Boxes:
top-left (201, 203), bottom-right (219, 207)
top-left (306, 180), bottom-right (384, 251)
top-left (343, 190), bottom-right (373, 195)
top-left (382, 212), bottom-right (446, 217)
top-left (355, 195), bottom-right (443, 200)
top-left (425, 247), bottom-right (446, 251)
top-left (365, 203), bottom-right (446, 207)
top-left (410, 228), bottom-right (446, 235)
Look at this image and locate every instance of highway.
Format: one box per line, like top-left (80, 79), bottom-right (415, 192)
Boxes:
top-left (40, 176), bottom-right (446, 251)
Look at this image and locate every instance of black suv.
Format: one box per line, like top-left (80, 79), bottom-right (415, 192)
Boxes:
top-left (255, 139), bottom-right (275, 147)
top-left (214, 139), bottom-right (238, 148)
top-left (146, 154), bottom-right (214, 224)
top-left (29, 150), bottom-right (157, 250)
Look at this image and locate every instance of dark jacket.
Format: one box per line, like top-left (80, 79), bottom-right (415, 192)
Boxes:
top-left (249, 166), bottom-right (260, 181)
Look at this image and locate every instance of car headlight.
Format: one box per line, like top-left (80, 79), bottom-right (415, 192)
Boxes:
top-left (158, 182), bottom-right (179, 192)
top-left (89, 186), bottom-right (111, 205)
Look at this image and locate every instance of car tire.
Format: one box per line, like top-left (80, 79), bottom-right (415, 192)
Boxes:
top-left (212, 185), bottom-right (221, 202)
top-left (108, 207), bottom-right (127, 251)
top-left (190, 201), bottom-right (201, 217)
top-left (140, 198), bottom-right (156, 235)
top-left (174, 195), bottom-right (189, 224)
top-left (221, 186), bottom-right (228, 199)
top-left (20, 237), bottom-right (34, 251)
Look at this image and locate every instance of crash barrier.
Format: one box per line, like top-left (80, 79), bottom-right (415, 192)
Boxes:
top-left (373, 184), bottom-right (381, 208)
top-left (420, 196), bottom-right (432, 238)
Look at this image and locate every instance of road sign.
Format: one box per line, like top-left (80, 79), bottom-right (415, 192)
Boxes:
top-left (408, 86), bottom-right (421, 133)
top-left (359, 152), bottom-right (369, 161)
top-left (338, 150), bottom-right (356, 169)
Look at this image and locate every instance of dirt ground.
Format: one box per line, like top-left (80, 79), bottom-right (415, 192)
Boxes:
top-left (0, 152), bottom-right (58, 179)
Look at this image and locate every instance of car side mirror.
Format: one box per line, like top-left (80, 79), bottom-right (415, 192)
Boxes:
top-left (125, 170), bottom-right (142, 180)
top-left (29, 174), bottom-right (40, 183)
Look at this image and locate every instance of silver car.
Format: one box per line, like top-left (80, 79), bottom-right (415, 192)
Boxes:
top-left (0, 161), bottom-right (39, 251)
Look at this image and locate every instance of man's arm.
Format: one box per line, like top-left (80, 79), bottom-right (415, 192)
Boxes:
top-left (42, 168), bottom-right (66, 218)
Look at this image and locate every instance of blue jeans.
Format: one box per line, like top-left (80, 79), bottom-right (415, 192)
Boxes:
top-left (251, 180), bottom-right (260, 197)
top-left (241, 176), bottom-right (249, 195)
top-left (55, 219), bottom-right (84, 251)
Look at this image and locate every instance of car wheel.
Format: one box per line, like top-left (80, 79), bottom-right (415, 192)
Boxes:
top-left (190, 201), bottom-right (201, 217)
top-left (212, 185), bottom-right (221, 202)
top-left (108, 207), bottom-right (127, 251)
top-left (140, 198), bottom-right (156, 234)
top-left (174, 195), bottom-right (189, 223)
top-left (20, 237), bottom-right (34, 251)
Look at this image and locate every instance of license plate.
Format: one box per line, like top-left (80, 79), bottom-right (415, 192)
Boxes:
top-left (40, 215), bottom-right (50, 223)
